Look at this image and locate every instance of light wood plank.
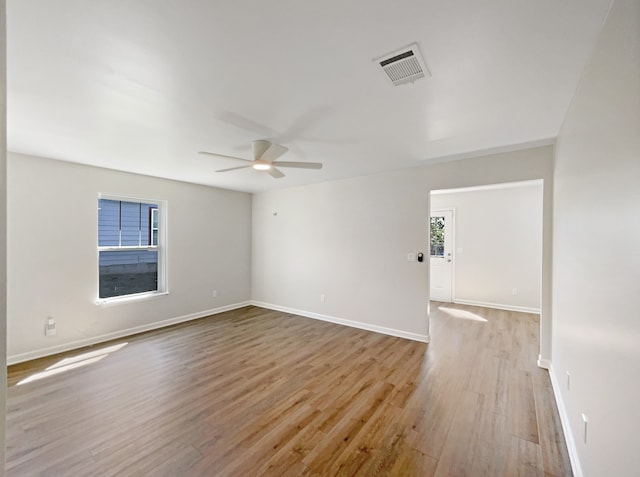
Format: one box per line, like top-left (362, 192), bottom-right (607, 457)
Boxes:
top-left (6, 303), bottom-right (572, 476)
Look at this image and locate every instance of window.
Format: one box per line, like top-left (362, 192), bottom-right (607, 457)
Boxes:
top-left (430, 216), bottom-right (445, 256)
top-left (98, 196), bottom-right (166, 300)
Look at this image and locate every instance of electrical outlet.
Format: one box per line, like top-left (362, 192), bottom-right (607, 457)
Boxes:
top-left (320, 294), bottom-right (326, 304)
top-left (582, 413), bottom-right (588, 444)
top-left (212, 290), bottom-right (218, 298)
top-left (566, 371), bottom-right (571, 391)
top-left (45, 317), bottom-right (56, 336)
top-left (511, 288), bottom-right (518, 296)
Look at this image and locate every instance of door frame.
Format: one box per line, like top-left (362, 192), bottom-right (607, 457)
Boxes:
top-left (429, 179), bottom-right (549, 370)
top-left (429, 208), bottom-right (455, 303)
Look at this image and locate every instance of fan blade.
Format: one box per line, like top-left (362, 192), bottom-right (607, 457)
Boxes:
top-left (261, 143), bottom-right (289, 162)
top-left (252, 140), bottom-right (272, 161)
top-left (216, 165), bottom-right (252, 173)
top-left (267, 167), bottom-right (285, 179)
top-left (199, 151), bottom-right (252, 163)
top-left (273, 161), bottom-right (323, 170)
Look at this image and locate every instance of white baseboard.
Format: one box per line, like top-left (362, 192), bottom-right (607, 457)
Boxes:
top-left (7, 301), bottom-right (251, 365)
top-left (453, 298), bottom-right (540, 314)
top-left (548, 364), bottom-right (583, 477)
top-left (250, 301), bottom-right (429, 343)
top-left (537, 354), bottom-right (551, 369)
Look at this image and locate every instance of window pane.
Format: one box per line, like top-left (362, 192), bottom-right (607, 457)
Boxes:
top-left (120, 201), bottom-right (141, 246)
top-left (99, 250), bottom-right (158, 298)
top-left (149, 207), bottom-right (158, 246)
top-left (430, 216), bottom-right (445, 256)
top-left (98, 199), bottom-right (120, 246)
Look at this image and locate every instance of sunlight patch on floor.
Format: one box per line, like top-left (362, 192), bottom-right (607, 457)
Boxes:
top-left (17, 342), bottom-right (128, 386)
top-left (438, 307), bottom-right (488, 322)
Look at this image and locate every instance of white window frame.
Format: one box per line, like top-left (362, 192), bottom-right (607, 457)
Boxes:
top-left (97, 193), bottom-right (168, 304)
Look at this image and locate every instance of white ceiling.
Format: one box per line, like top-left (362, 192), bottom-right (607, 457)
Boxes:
top-left (7, 0), bottom-right (612, 193)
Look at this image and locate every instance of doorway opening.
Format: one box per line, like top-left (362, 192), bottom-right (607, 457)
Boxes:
top-left (429, 180), bottom-right (543, 314)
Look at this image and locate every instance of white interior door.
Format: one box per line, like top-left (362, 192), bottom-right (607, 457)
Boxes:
top-left (430, 209), bottom-right (454, 302)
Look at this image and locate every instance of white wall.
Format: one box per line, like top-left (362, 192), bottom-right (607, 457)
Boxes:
top-left (552, 0), bottom-right (640, 475)
top-left (1, 0), bottom-right (7, 469)
top-left (252, 146), bottom-right (554, 357)
top-left (431, 182), bottom-right (543, 313)
top-left (7, 153), bottom-right (252, 363)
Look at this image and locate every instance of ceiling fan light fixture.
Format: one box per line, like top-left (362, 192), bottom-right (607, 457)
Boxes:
top-left (202, 140), bottom-right (323, 179)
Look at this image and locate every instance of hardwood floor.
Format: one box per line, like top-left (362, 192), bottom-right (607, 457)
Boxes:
top-left (6, 303), bottom-right (572, 476)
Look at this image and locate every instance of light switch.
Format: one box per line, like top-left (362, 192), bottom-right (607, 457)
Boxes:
top-left (407, 253), bottom-right (416, 262)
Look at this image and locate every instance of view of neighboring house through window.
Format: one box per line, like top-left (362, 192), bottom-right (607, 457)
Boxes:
top-left (98, 196), bottom-right (165, 300)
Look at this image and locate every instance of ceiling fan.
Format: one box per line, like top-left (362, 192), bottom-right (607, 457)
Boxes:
top-left (198, 140), bottom-right (323, 179)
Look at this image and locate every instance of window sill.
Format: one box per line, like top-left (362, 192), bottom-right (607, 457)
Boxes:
top-left (96, 291), bottom-right (169, 306)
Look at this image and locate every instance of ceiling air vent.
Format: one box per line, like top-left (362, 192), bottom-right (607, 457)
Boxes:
top-left (374, 42), bottom-right (430, 86)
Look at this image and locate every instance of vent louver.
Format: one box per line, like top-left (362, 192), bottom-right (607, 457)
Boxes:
top-left (374, 43), bottom-right (430, 86)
